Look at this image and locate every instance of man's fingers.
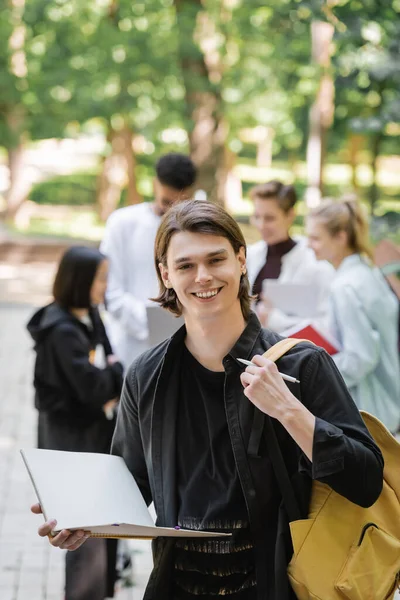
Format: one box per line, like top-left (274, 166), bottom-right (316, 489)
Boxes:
top-left (240, 372), bottom-right (252, 388)
top-left (31, 503), bottom-right (42, 515)
top-left (58, 530), bottom-right (88, 549)
top-left (252, 355), bottom-right (279, 376)
top-left (243, 364), bottom-right (259, 375)
top-left (62, 533), bottom-right (90, 551)
top-left (38, 519), bottom-right (57, 538)
top-left (47, 528), bottom-right (88, 549)
top-left (34, 508), bottom-right (90, 551)
top-left (251, 354), bottom-right (269, 367)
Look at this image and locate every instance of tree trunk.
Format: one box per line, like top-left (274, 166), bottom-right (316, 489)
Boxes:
top-left (4, 144), bottom-right (32, 221)
top-left (305, 22), bottom-right (335, 208)
top-left (96, 128), bottom-right (124, 222)
top-left (348, 134), bottom-right (362, 192)
top-left (4, 0), bottom-right (29, 221)
top-left (174, 0), bottom-right (226, 205)
top-left (4, 109), bottom-right (31, 221)
top-left (369, 132), bottom-right (382, 213)
top-left (121, 126), bottom-right (141, 206)
top-left (96, 124), bottom-right (141, 221)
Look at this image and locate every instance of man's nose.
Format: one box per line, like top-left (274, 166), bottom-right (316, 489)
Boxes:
top-left (195, 264), bottom-right (213, 283)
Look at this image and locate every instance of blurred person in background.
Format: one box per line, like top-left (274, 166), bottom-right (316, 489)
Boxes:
top-left (247, 180), bottom-right (334, 333)
top-left (307, 198), bottom-right (400, 433)
top-left (100, 152), bottom-right (197, 369)
top-left (27, 245), bottom-right (124, 600)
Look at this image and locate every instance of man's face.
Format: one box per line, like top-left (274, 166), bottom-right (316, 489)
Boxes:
top-left (153, 179), bottom-right (192, 216)
top-left (159, 232), bottom-right (246, 323)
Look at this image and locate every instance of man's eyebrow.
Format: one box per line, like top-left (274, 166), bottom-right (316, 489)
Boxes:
top-left (174, 249), bottom-right (228, 265)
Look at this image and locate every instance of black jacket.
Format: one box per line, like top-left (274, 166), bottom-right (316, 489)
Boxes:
top-left (111, 312), bottom-right (384, 600)
top-left (27, 303), bottom-right (123, 431)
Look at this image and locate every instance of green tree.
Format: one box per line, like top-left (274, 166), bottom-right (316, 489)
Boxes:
top-left (332, 0), bottom-right (400, 210)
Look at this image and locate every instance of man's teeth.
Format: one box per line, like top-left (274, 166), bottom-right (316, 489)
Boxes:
top-left (195, 290), bottom-right (218, 298)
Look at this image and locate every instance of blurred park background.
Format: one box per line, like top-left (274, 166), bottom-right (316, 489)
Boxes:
top-left (0, 0), bottom-right (399, 250)
top-left (0, 2), bottom-right (400, 599)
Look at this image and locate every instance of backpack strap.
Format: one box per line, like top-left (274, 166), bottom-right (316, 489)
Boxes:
top-left (263, 337), bottom-right (311, 362)
top-left (262, 338), bottom-right (311, 523)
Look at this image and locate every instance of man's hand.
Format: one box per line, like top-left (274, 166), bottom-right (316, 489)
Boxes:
top-left (31, 503), bottom-right (89, 550)
top-left (240, 354), bottom-right (297, 421)
top-left (240, 355), bottom-right (316, 461)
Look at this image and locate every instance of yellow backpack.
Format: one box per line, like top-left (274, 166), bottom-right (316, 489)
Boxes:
top-left (264, 339), bottom-right (400, 600)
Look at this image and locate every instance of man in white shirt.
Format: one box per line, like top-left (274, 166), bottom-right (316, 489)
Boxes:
top-left (100, 153), bottom-right (197, 368)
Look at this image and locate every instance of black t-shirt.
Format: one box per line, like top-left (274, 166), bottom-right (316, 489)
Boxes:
top-left (173, 345), bottom-right (257, 599)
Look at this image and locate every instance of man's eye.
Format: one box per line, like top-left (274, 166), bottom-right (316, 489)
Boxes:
top-left (178, 264), bottom-right (192, 270)
top-left (210, 258), bottom-right (223, 264)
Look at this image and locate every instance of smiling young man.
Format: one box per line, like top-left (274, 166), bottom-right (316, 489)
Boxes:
top-left (34, 201), bottom-right (383, 600)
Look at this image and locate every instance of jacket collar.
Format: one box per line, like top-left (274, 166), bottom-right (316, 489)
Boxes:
top-left (226, 311), bottom-right (264, 364)
top-left (336, 253), bottom-right (362, 274)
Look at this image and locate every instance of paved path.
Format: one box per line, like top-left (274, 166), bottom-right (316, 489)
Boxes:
top-left (0, 303), bottom-right (153, 600)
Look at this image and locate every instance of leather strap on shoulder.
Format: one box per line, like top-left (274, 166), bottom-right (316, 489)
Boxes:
top-left (262, 338), bottom-right (311, 363)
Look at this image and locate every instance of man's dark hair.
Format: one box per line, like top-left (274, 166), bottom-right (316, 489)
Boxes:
top-left (155, 153), bottom-right (197, 190)
top-left (53, 246), bottom-right (105, 309)
top-left (152, 200), bottom-right (252, 320)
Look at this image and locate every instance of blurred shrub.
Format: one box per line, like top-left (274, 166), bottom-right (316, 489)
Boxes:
top-left (30, 174), bottom-right (97, 206)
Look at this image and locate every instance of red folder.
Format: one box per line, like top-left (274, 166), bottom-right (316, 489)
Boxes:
top-left (282, 322), bottom-right (340, 355)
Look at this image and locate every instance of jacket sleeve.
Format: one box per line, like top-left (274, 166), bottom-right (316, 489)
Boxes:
top-left (51, 324), bottom-right (124, 410)
top-left (331, 283), bottom-right (380, 388)
top-left (111, 361), bottom-right (152, 505)
top-left (100, 215), bottom-right (148, 340)
top-left (299, 349), bottom-right (384, 508)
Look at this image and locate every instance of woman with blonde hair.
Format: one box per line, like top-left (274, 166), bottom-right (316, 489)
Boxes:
top-left (307, 198), bottom-right (400, 433)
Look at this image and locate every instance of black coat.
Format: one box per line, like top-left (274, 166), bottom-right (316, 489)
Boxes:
top-left (27, 302), bottom-right (124, 453)
top-left (111, 312), bottom-right (384, 600)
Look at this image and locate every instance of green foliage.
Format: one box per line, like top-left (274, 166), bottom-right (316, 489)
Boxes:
top-left (1, 0), bottom-right (400, 210)
top-left (331, 0), bottom-right (400, 147)
top-left (30, 173), bottom-right (97, 206)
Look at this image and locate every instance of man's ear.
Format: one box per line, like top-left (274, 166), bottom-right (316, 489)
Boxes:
top-left (238, 246), bottom-right (246, 272)
top-left (159, 263), bottom-right (171, 288)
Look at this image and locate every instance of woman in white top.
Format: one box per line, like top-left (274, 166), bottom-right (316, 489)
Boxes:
top-left (247, 180), bottom-right (334, 333)
top-left (307, 198), bottom-right (400, 433)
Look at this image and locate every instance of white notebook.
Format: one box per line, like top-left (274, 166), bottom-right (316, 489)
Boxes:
top-left (21, 448), bottom-right (229, 540)
top-left (262, 280), bottom-right (320, 318)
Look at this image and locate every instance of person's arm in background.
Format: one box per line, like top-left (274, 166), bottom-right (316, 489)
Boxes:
top-left (100, 213), bottom-right (148, 341)
top-left (330, 283), bottom-right (380, 389)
